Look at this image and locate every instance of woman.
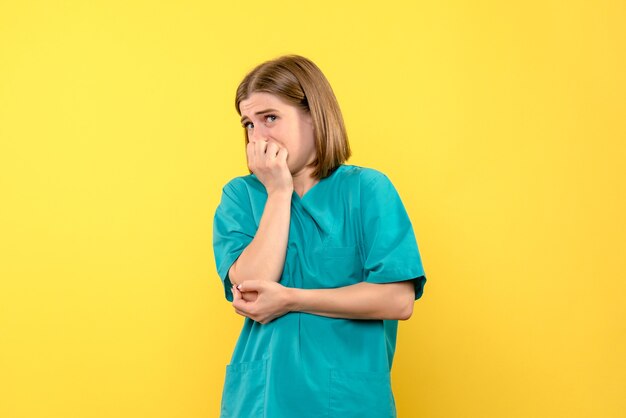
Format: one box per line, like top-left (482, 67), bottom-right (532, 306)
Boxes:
top-left (212, 54), bottom-right (427, 418)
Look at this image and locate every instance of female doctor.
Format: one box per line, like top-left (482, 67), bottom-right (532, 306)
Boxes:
top-left (213, 54), bottom-right (427, 418)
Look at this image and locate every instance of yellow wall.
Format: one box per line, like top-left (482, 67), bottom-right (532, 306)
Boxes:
top-left (1, 1), bottom-right (624, 417)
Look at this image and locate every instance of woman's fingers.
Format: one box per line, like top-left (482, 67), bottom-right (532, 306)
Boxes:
top-left (255, 138), bottom-right (280, 159)
top-left (276, 146), bottom-right (288, 163)
top-left (232, 285), bottom-right (249, 317)
top-left (254, 138), bottom-right (268, 156)
top-left (265, 141), bottom-right (279, 158)
top-left (245, 138), bottom-right (293, 194)
top-left (246, 141), bottom-right (256, 170)
top-left (248, 139), bottom-right (282, 170)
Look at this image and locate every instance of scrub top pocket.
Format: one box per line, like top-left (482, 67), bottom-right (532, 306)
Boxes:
top-left (317, 246), bottom-right (362, 287)
top-left (220, 358), bottom-right (267, 418)
top-left (328, 368), bottom-right (394, 418)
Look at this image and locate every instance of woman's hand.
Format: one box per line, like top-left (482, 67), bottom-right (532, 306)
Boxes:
top-left (246, 139), bottom-right (293, 195)
top-left (231, 280), bottom-right (293, 324)
top-left (239, 288), bottom-right (258, 302)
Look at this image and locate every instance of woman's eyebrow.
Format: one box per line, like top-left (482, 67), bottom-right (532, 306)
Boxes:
top-left (240, 108), bottom-right (280, 124)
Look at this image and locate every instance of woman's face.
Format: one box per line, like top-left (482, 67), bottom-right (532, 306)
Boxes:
top-left (239, 92), bottom-right (316, 175)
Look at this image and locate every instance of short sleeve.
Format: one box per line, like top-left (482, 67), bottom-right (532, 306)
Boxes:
top-left (360, 172), bottom-right (427, 300)
top-left (212, 179), bottom-right (257, 302)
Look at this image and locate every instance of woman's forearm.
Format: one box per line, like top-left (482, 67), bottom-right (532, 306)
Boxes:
top-left (229, 190), bottom-right (292, 285)
top-left (287, 281), bottom-right (415, 321)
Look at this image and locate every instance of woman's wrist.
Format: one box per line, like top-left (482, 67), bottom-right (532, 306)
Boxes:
top-left (267, 187), bottom-right (293, 200)
top-left (285, 286), bottom-right (301, 312)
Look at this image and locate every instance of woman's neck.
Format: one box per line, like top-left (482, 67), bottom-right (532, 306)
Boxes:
top-left (292, 167), bottom-right (318, 198)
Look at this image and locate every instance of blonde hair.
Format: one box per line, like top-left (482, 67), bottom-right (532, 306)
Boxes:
top-left (235, 54), bottom-right (351, 179)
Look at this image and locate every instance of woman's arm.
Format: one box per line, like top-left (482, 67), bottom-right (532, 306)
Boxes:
top-left (228, 190), bottom-right (291, 286)
top-left (231, 279), bottom-right (416, 324)
top-left (228, 139), bottom-right (293, 286)
top-left (289, 281), bottom-right (415, 320)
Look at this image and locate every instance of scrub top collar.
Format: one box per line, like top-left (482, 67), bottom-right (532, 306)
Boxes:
top-left (289, 164), bottom-right (346, 237)
top-left (247, 165), bottom-right (346, 235)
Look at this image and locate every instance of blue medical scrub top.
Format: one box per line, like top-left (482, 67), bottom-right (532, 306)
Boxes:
top-left (213, 164), bottom-right (427, 418)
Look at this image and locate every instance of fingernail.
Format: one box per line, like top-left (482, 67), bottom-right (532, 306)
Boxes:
top-left (237, 284), bottom-right (242, 290)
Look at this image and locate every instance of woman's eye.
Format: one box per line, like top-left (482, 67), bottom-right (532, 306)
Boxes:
top-left (242, 115), bottom-right (277, 130)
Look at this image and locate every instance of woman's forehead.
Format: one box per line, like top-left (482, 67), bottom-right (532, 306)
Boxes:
top-left (239, 92), bottom-right (290, 113)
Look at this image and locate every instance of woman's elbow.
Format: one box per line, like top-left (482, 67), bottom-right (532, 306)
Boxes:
top-left (227, 263), bottom-right (240, 286)
top-left (395, 282), bottom-right (415, 320)
top-left (228, 260), bottom-right (279, 285)
top-left (398, 300), bottom-right (413, 320)
top-left (374, 281), bottom-right (415, 320)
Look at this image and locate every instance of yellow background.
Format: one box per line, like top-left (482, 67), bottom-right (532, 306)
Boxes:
top-left (1, 1), bottom-right (624, 417)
